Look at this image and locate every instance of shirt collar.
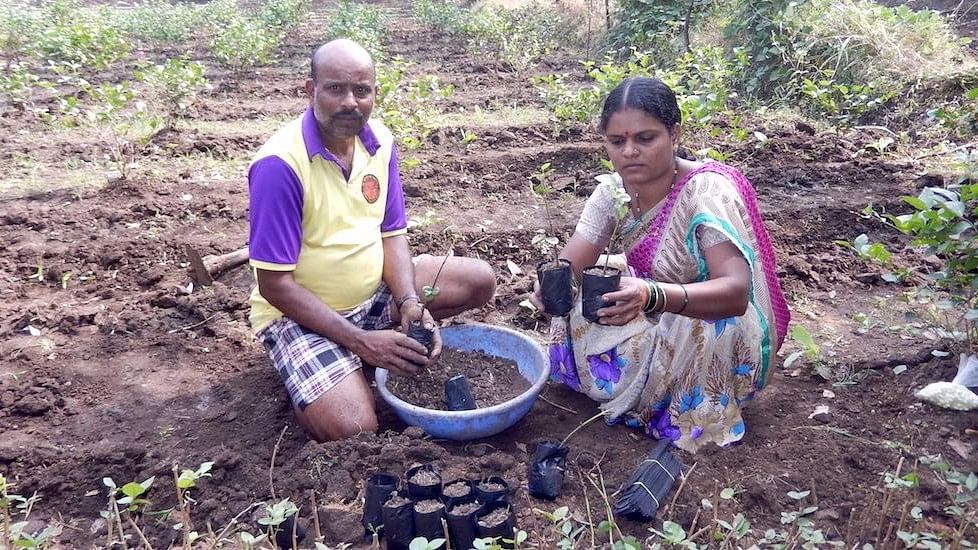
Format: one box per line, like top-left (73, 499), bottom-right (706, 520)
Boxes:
top-left (301, 107), bottom-right (381, 161)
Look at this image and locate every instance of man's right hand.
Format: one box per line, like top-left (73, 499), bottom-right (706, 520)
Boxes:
top-left (352, 329), bottom-right (430, 376)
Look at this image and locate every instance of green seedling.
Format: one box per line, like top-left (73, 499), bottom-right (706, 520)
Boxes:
top-left (459, 128), bottom-right (478, 144)
top-left (533, 506), bottom-right (584, 549)
top-left (409, 537), bottom-right (446, 549)
top-left (530, 161), bottom-right (561, 260)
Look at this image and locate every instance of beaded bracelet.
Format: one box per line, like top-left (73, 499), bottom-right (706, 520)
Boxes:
top-left (675, 284), bottom-right (689, 315)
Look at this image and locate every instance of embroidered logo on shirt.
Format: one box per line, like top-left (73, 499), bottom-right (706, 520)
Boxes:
top-left (361, 174), bottom-right (380, 203)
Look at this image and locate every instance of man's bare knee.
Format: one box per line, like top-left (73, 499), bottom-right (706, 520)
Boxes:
top-left (306, 409), bottom-right (378, 442)
top-left (470, 260), bottom-right (496, 306)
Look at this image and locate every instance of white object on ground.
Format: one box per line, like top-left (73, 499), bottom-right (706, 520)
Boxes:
top-left (914, 354), bottom-right (978, 411)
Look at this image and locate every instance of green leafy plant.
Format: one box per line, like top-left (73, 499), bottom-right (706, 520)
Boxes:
top-left (3, 474), bottom-right (61, 549)
top-left (799, 70), bottom-right (894, 125)
top-left (412, 0), bottom-right (467, 34)
top-left (137, 57), bottom-right (211, 129)
top-left (530, 162), bottom-right (561, 260)
top-left (210, 18), bottom-right (280, 70)
top-left (533, 506), bottom-right (584, 549)
top-left (326, 1), bottom-right (387, 62)
top-left (109, 0), bottom-right (198, 44)
top-left (602, 184), bottom-right (632, 270)
top-left (929, 86), bottom-right (978, 138)
top-left (376, 59), bottom-right (455, 151)
top-left (472, 530), bottom-right (529, 549)
top-left (783, 324), bottom-right (823, 370)
top-left (834, 232), bottom-right (907, 283)
top-left (32, 0), bottom-right (129, 72)
top-left (409, 537), bottom-right (446, 549)
top-left (254, 0), bottom-right (310, 31)
top-left (862, 151), bottom-right (978, 349)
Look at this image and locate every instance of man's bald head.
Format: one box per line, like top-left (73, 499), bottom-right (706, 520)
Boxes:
top-left (309, 39), bottom-right (374, 83)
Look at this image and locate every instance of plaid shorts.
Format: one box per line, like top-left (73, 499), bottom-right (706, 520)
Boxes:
top-left (257, 285), bottom-right (394, 410)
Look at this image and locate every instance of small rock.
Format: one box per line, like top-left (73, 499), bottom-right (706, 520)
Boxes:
top-left (814, 508), bottom-right (840, 521)
top-left (497, 130), bottom-right (517, 142)
top-left (15, 394), bottom-right (52, 416)
top-left (402, 426), bottom-right (426, 439)
top-left (89, 517), bottom-right (108, 537)
top-left (811, 412), bottom-right (832, 425)
top-left (0, 391), bottom-right (16, 408)
top-left (318, 505), bottom-right (361, 544)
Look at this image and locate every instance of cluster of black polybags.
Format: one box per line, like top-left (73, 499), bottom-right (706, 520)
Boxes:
top-left (613, 438), bottom-right (684, 521)
top-left (360, 464), bottom-right (519, 550)
top-left (526, 437), bottom-right (684, 523)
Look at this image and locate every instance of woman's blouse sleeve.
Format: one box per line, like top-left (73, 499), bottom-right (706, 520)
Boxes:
top-left (574, 178), bottom-right (617, 248)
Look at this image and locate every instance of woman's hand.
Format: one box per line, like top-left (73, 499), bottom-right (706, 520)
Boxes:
top-left (596, 276), bottom-right (648, 325)
top-left (528, 279), bottom-right (548, 316)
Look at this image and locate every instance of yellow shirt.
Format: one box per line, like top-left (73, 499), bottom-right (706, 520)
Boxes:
top-left (247, 110), bottom-right (407, 333)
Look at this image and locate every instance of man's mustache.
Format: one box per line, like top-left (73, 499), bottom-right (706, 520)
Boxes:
top-left (331, 111), bottom-right (363, 122)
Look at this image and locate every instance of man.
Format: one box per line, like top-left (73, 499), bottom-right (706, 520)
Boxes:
top-left (247, 39), bottom-right (496, 442)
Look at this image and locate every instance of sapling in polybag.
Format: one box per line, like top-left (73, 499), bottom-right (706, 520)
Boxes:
top-left (915, 354), bottom-right (978, 411)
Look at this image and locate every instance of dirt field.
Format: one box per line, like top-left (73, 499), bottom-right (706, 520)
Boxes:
top-left (1, 0), bottom-right (976, 547)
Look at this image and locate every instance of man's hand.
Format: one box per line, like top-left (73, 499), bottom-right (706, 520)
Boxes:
top-left (596, 276), bottom-right (647, 326)
top-left (398, 300), bottom-right (443, 360)
top-left (352, 329), bottom-right (430, 376)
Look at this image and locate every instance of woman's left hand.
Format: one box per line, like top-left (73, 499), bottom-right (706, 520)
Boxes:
top-left (597, 276), bottom-right (648, 326)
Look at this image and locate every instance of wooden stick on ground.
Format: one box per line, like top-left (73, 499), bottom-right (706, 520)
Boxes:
top-left (186, 245), bottom-right (249, 286)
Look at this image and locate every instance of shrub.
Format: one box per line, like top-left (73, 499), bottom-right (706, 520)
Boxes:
top-left (605, 0), bottom-right (713, 61)
top-left (376, 58), bottom-right (454, 151)
top-left (110, 0), bottom-right (197, 44)
top-left (0, 0), bottom-right (42, 55)
top-left (860, 151), bottom-right (978, 348)
top-left (210, 18), bottom-right (280, 70)
top-left (255, 0), bottom-right (311, 31)
top-left (137, 57), bottom-right (211, 129)
top-left (33, 0), bottom-right (129, 72)
top-left (326, 1), bottom-right (387, 62)
top-left (412, 0), bottom-right (466, 34)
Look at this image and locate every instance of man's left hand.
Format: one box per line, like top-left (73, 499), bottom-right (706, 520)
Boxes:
top-left (398, 300), bottom-right (443, 359)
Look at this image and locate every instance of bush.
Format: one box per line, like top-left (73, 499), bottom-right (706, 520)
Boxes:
top-left (109, 1), bottom-right (197, 44)
top-left (326, 1), bottom-right (387, 62)
top-left (412, 0), bottom-right (466, 34)
top-left (255, 0), bottom-right (311, 31)
top-left (137, 57), bottom-right (211, 128)
top-left (606, 0), bottom-right (713, 61)
top-left (33, 1), bottom-right (129, 71)
top-left (534, 47), bottom-right (739, 129)
top-left (210, 18), bottom-right (280, 70)
top-left (0, 0), bottom-right (42, 55)
top-left (862, 151), bottom-right (978, 348)
top-left (376, 58), bottom-right (454, 151)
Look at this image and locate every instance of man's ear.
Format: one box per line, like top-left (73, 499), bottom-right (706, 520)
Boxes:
top-left (304, 79), bottom-right (314, 99)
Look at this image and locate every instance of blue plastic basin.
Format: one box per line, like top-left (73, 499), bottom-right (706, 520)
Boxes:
top-left (375, 323), bottom-right (548, 441)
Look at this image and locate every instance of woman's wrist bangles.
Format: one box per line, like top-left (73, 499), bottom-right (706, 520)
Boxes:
top-left (643, 280), bottom-right (689, 314)
top-left (643, 279), bottom-right (665, 313)
top-left (676, 284), bottom-right (689, 315)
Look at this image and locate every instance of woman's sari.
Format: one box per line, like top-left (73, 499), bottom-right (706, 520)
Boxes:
top-left (547, 162), bottom-right (790, 453)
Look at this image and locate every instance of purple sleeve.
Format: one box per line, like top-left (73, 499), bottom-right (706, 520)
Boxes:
top-left (381, 145), bottom-right (408, 233)
top-left (248, 156), bottom-right (303, 267)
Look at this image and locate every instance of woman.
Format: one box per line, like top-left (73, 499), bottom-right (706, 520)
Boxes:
top-left (538, 77), bottom-right (790, 453)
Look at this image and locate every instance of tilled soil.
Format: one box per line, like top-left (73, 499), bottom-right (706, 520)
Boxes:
top-left (0, 0), bottom-right (976, 548)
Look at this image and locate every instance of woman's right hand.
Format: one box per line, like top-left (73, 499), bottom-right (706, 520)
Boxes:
top-left (596, 276), bottom-right (648, 325)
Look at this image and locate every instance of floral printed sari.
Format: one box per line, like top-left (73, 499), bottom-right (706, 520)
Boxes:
top-left (548, 162), bottom-right (789, 453)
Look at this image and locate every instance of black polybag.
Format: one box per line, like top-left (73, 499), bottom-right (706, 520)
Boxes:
top-left (361, 472), bottom-right (398, 541)
top-left (527, 439), bottom-right (569, 500)
top-left (444, 374), bottom-right (477, 411)
top-left (612, 438), bottom-right (683, 521)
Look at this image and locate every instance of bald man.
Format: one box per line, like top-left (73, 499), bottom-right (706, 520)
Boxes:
top-left (247, 39), bottom-right (495, 441)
